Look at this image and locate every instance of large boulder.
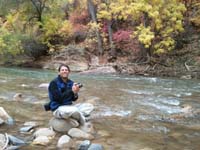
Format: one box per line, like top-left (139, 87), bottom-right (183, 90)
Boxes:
top-left (0, 107), bottom-right (14, 125)
top-left (49, 117), bottom-right (79, 133)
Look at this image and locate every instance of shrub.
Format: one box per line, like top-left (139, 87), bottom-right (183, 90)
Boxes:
top-left (113, 30), bottom-right (139, 54)
top-left (22, 39), bottom-right (48, 59)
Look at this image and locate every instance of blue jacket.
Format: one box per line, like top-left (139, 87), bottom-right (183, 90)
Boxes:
top-left (48, 75), bottom-right (78, 111)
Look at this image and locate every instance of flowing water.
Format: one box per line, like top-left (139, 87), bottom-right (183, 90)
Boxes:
top-left (0, 67), bottom-right (200, 150)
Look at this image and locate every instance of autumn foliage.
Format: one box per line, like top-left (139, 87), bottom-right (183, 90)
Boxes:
top-left (113, 30), bottom-right (139, 53)
top-left (0, 0), bottom-right (199, 63)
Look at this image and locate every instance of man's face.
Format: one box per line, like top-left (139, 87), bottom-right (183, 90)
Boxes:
top-left (59, 66), bottom-right (70, 79)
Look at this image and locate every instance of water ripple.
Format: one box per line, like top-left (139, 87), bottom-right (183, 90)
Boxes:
top-left (120, 89), bottom-right (154, 95)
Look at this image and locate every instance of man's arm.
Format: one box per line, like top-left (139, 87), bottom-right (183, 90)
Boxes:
top-left (48, 81), bottom-right (63, 104)
top-left (62, 89), bottom-right (78, 101)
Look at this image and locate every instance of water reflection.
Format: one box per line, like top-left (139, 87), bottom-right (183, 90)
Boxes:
top-left (0, 67), bottom-right (200, 149)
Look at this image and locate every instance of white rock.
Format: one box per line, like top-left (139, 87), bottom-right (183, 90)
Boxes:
top-left (0, 107), bottom-right (13, 123)
top-left (34, 128), bottom-right (56, 139)
top-left (24, 121), bottom-right (38, 127)
top-left (0, 118), bottom-right (4, 125)
top-left (57, 135), bottom-right (72, 149)
top-left (38, 83), bottom-right (49, 89)
top-left (0, 134), bottom-right (6, 149)
top-left (79, 122), bottom-right (95, 134)
top-left (21, 84), bottom-right (29, 87)
top-left (68, 128), bottom-right (94, 140)
top-left (180, 75), bottom-right (192, 80)
top-left (32, 136), bottom-right (50, 146)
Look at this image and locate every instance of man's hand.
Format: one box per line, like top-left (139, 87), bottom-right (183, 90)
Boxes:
top-left (72, 83), bottom-right (80, 94)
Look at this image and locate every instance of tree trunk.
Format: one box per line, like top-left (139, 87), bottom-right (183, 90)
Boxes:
top-left (87, 0), bottom-right (103, 55)
top-left (140, 12), bottom-right (151, 57)
top-left (107, 20), bottom-right (115, 57)
top-left (30, 0), bottom-right (45, 28)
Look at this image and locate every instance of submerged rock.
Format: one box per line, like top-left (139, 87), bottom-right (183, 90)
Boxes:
top-left (20, 126), bottom-right (34, 133)
top-left (13, 93), bottom-right (23, 101)
top-left (7, 134), bottom-right (26, 146)
top-left (38, 83), bottom-right (49, 89)
top-left (0, 134), bottom-right (26, 150)
top-left (88, 143), bottom-right (104, 150)
top-left (77, 140), bottom-right (91, 150)
top-left (79, 122), bottom-right (95, 134)
top-left (24, 121), bottom-right (38, 127)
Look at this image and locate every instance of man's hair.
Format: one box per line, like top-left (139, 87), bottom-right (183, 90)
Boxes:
top-left (58, 64), bottom-right (70, 72)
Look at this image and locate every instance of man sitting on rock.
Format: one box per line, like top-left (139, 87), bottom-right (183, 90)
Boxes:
top-left (48, 64), bottom-right (85, 126)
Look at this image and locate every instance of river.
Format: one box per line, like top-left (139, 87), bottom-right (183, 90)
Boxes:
top-left (0, 67), bottom-right (200, 150)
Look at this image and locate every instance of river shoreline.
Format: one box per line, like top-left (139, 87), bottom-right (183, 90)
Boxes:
top-left (1, 60), bottom-right (200, 80)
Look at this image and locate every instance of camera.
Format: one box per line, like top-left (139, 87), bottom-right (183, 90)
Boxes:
top-left (75, 83), bottom-right (83, 88)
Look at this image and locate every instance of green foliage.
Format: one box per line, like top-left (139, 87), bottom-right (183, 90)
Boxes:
top-left (40, 17), bottom-right (62, 40)
top-left (0, 0), bottom-right (20, 16)
top-left (0, 28), bottom-right (23, 56)
top-left (0, 0), bottom-right (69, 49)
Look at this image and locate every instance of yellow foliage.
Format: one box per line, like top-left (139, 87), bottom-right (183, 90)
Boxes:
top-left (58, 20), bottom-right (73, 37)
top-left (2, 12), bottom-right (20, 31)
top-left (189, 2), bottom-right (200, 27)
top-left (42, 17), bottom-right (61, 37)
top-left (87, 22), bottom-right (101, 31)
top-left (134, 24), bottom-right (155, 48)
top-left (190, 16), bottom-right (200, 27)
top-left (96, 0), bottom-right (186, 54)
top-left (156, 48), bottom-right (165, 53)
top-left (97, 10), bottom-right (112, 20)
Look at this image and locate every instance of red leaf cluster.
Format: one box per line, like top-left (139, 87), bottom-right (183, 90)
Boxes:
top-left (113, 30), bottom-right (139, 53)
top-left (69, 10), bottom-right (90, 25)
top-left (113, 30), bottom-right (132, 42)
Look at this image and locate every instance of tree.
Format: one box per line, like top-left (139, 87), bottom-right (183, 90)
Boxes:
top-left (87, 0), bottom-right (103, 55)
top-left (0, 0), bottom-right (68, 57)
top-left (97, 0), bottom-right (186, 60)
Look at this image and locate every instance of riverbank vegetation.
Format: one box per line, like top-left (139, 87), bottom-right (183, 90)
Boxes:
top-left (0, 0), bottom-right (200, 78)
